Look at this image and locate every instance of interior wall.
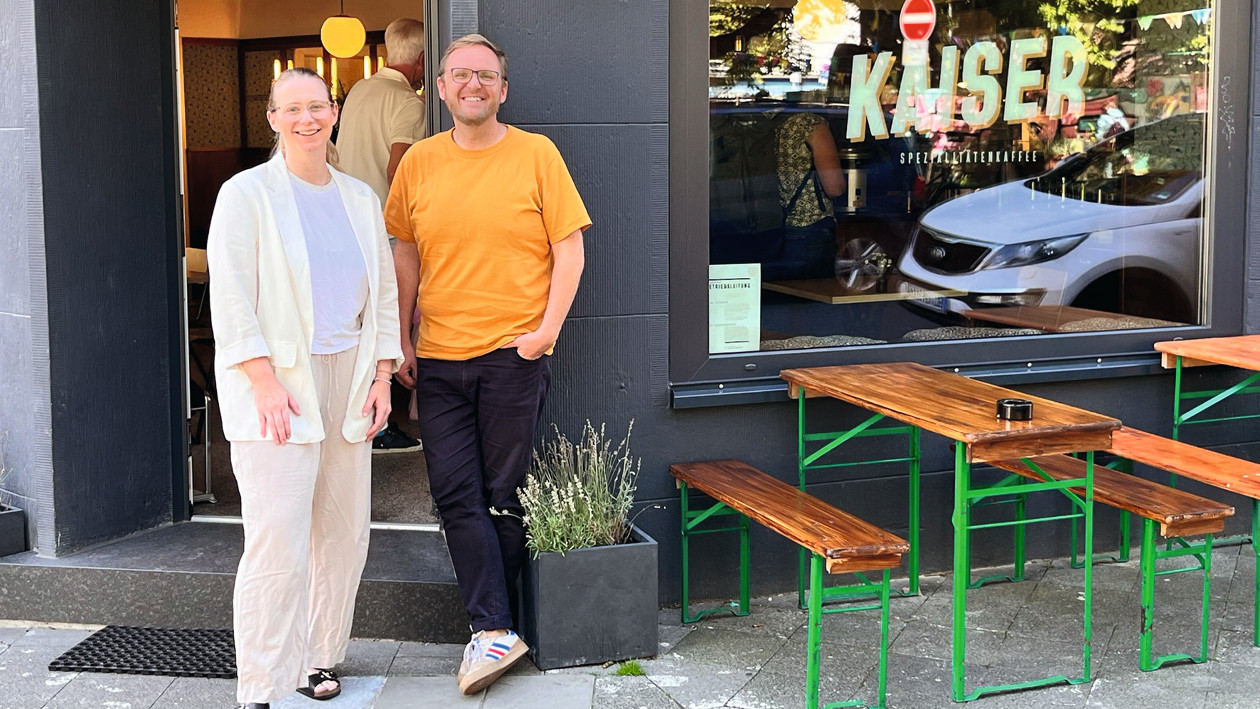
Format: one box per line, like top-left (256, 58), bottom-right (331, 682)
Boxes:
top-left (178, 0), bottom-right (424, 38)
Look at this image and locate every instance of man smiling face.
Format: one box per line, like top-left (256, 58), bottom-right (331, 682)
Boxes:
top-left (437, 44), bottom-right (508, 129)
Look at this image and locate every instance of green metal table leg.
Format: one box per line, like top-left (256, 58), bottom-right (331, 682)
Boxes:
top-left (680, 481), bottom-right (751, 624)
top-left (1254, 499), bottom-right (1259, 647)
top-left (1081, 450), bottom-right (1095, 682)
top-left (1139, 520), bottom-right (1214, 670)
top-left (806, 554), bottom-right (823, 709)
top-left (1138, 518), bottom-right (1156, 666)
top-left (951, 443), bottom-right (971, 702)
top-left (680, 481), bottom-right (693, 623)
top-left (908, 427), bottom-right (921, 596)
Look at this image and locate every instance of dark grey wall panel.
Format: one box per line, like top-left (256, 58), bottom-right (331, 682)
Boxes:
top-left (34, 0), bottom-right (183, 552)
top-left (544, 314), bottom-right (670, 443)
top-left (1251, 115), bottom-right (1260, 334)
top-left (479, 0), bottom-right (667, 125)
top-left (523, 124), bottom-right (668, 318)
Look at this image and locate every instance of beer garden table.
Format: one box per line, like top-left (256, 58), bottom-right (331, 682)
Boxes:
top-left (1155, 334), bottom-right (1260, 642)
top-left (780, 362), bottom-right (1121, 701)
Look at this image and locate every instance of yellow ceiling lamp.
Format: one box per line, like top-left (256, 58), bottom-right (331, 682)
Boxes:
top-left (321, 0), bottom-right (366, 58)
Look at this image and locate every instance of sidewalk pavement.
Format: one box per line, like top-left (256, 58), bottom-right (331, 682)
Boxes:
top-left (4, 544), bottom-right (1260, 708)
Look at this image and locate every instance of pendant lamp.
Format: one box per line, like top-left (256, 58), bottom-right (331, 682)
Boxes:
top-left (321, 1), bottom-right (365, 58)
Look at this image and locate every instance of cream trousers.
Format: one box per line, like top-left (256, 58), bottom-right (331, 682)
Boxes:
top-left (230, 347), bottom-right (371, 704)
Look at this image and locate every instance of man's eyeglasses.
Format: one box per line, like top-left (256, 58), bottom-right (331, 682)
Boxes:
top-left (445, 68), bottom-right (501, 85)
top-left (272, 101), bottom-right (333, 117)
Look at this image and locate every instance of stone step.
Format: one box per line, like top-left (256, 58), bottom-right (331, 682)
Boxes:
top-left (0, 520), bottom-right (468, 643)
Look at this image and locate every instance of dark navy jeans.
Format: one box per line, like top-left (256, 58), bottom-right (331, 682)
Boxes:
top-left (415, 348), bottom-right (551, 633)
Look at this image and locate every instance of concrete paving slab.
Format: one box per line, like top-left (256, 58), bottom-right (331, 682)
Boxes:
top-left (387, 654), bottom-right (461, 676)
top-left (1085, 673), bottom-right (1209, 708)
top-left (374, 675), bottom-right (484, 708)
top-left (1212, 628), bottom-right (1260, 666)
top-left (42, 671), bottom-right (173, 709)
top-left (483, 674), bottom-right (595, 709)
top-left (668, 628), bottom-right (787, 673)
top-left (272, 675), bottom-right (385, 708)
top-left (592, 675), bottom-right (679, 709)
top-left (0, 627), bottom-right (27, 648)
top-left (347, 638), bottom-right (402, 661)
top-left (150, 677), bottom-right (239, 708)
top-left (0, 645), bottom-right (78, 709)
top-left (635, 652), bottom-right (757, 709)
top-left (396, 641), bottom-right (463, 657)
top-left (9, 627), bottom-right (93, 650)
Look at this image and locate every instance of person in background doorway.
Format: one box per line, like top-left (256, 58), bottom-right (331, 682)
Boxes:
top-left (208, 67), bottom-right (403, 709)
top-left (336, 16), bottom-right (427, 454)
top-left (385, 34), bottom-right (590, 696)
top-left (764, 110), bottom-right (846, 280)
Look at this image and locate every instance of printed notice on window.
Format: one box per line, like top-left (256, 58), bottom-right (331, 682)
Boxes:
top-left (709, 264), bottom-right (760, 353)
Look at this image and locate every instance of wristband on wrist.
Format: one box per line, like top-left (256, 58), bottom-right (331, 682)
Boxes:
top-left (373, 376), bottom-right (391, 384)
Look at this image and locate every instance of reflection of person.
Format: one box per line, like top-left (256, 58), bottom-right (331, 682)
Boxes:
top-left (336, 17), bottom-right (427, 454)
top-left (386, 35), bottom-right (591, 696)
top-left (208, 67), bottom-right (403, 709)
top-left (765, 112), bottom-right (846, 280)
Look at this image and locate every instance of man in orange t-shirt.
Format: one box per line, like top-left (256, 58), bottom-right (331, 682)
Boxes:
top-left (385, 34), bottom-right (590, 695)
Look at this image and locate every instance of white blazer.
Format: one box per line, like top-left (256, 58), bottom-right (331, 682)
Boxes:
top-left (207, 153), bottom-right (404, 444)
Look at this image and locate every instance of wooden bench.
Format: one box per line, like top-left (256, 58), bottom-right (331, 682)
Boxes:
top-left (671, 459), bottom-right (909, 709)
top-left (990, 448), bottom-right (1234, 670)
top-left (1108, 426), bottom-right (1260, 649)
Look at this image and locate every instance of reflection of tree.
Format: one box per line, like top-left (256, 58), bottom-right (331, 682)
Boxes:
top-left (710, 1), bottom-right (814, 87)
top-left (710, 0), bottom-right (772, 36)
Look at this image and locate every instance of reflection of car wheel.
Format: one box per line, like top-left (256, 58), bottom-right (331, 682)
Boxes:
top-left (1070, 269), bottom-right (1194, 323)
top-left (834, 237), bottom-right (887, 291)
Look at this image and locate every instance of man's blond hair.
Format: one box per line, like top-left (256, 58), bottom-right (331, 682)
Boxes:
top-left (438, 34), bottom-right (508, 82)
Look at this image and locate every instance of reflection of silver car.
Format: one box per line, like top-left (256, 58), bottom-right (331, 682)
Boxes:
top-left (898, 114), bottom-right (1204, 323)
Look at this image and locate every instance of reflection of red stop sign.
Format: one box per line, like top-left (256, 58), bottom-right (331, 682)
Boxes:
top-left (899, 0), bottom-right (936, 41)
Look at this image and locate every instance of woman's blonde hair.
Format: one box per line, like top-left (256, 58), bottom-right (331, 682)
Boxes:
top-left (268, 67), bottom-right (340, 168)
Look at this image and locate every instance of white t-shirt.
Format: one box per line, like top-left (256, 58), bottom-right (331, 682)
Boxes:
top-left (336, 68), bottom-right (427, 209)
top-left (290, 174), bottom-right (369, 355)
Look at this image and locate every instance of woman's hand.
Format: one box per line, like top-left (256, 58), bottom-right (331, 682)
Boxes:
top-left (252, 376), bottom-right (301, 445)
top-left (363, 379), bottom-right (392, 438)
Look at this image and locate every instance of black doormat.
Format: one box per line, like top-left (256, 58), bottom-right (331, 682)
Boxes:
top-left (48, 626), bottom-right (236, 678)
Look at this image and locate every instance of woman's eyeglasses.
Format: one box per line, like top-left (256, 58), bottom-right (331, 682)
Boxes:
top-left (272, 101), bottom-right (333, 117)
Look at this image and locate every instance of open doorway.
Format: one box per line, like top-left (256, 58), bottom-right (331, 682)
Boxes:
top-left (175, 0), bottom-right (435, 525)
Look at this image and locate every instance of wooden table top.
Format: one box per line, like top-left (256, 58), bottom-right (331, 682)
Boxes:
top-left (762, 275), bottom-right (963, 305)
top-left (1155, 335), bottom-right (1260, 371)
top-left (781, 362), bottom-right (1120, 462)
top-left (962, 305), bottom-right (1172, 333)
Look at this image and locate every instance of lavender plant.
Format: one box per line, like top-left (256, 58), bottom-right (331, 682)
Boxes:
top-left (519, 421), bottom-right (640, 556)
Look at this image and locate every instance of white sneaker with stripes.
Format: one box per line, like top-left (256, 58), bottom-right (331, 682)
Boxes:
top-left (457, 629), bottom-right (528, 695)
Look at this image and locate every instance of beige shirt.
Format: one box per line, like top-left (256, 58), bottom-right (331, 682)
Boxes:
top-left (336, 67), bottom-right (427, 208)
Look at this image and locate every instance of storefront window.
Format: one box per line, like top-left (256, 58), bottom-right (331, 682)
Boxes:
top-left (707, 0), bottom-right (1213, 354)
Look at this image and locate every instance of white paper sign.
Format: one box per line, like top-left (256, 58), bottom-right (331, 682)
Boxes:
top-left (709, 264), bottom-right (761, 353)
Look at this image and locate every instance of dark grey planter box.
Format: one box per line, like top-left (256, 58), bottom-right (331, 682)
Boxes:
top-left (0, 506), bottom-right (28, 558)
top-left (521, 525), bottom-right (659, 670)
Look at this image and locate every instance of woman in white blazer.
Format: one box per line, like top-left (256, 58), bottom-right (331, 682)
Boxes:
top-left (207, 67), bottom-right (403, 709)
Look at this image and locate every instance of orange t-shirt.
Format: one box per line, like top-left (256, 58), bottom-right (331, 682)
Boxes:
top-left (385, 126), bottom-right (592, 360)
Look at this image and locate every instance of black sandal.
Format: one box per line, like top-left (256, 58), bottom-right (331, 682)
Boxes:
top-left (236, 704), bottom-right (269, 708)
top-left (296, 668), bottom-right (341, 701)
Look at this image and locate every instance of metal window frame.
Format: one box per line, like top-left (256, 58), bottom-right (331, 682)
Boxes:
top-left (668, 0), bottom-right (1252, 402)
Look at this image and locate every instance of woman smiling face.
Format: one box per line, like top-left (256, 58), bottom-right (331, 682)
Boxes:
top-left (266, 72), bottom-right (338, 159)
